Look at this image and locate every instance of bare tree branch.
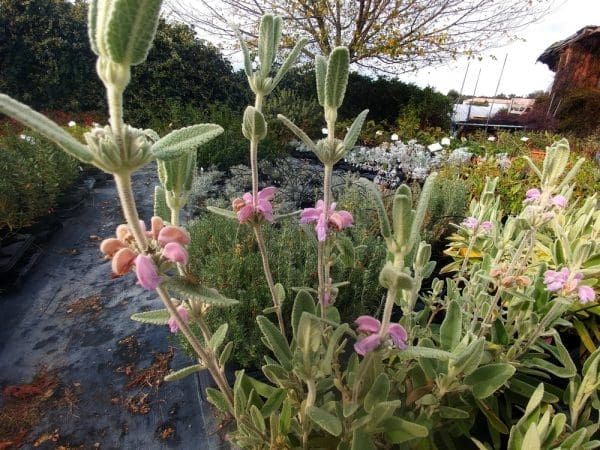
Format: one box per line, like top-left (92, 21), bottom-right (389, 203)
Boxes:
top-left (163, 0), bottom-right (557, 72)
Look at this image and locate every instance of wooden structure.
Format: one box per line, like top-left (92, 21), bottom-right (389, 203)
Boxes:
top-left (538, 26), bottom-right (600, 103)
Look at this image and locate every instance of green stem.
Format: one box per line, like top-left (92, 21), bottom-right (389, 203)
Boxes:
top-left (107, 86), bottom-right (125, 151)
top-left (302, 378), bottom-right (317, 449)
top-left (319, 164), bottom-right (334, 315)
top-left (253, 224), bottom-right (286, 334)
top-left (114, 173), bottom-right (147, 251)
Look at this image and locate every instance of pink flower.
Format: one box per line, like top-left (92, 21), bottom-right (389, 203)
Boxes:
top-left (480, 221), bottom-right (493, 232)
top-left (388, 324), bottom-right (408, 349)
top-left (578, 285), bottom-right (596, 304)
top-left (355, 315), bottom-right (381, 334)
top-left (552, 195), bottom-right (567, 208)
top-left (300, 200), bottom-right (353, 242)
top-left (150, 216), bottom-right (165, 239)
top-left (168, 305), bottom-right (190, 333)
top-left (544, 268), bottom-right (570, 292)
top-left (524, 188), bottom-right (541, 203)
top-left (353, 315), bottom-right (407, 356)
top-left (158, 225), bottom-right (191, 246)
top-left (162, 242), bottom-right (188, 265)
top-left (135, 255), bottom-right (161, 290)
top-left (233, 187), bottom-right (276, 224)
top-left (354, 334), bottom-right (381, 356)
top-left (462, 217), bottom-right (479, 229)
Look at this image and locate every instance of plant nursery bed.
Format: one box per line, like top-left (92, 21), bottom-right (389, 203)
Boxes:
top-left (0, 164), bottom-right (230, 449)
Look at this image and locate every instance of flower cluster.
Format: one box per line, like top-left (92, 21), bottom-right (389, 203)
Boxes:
top-left (353, 315), bottom-right (407, 356)
top-left (462, 216), bottom-right (493, 234)
top-left (300, 200), bottom-right (353, 241)
top-left (524, 188), bottom-right (567, 209)
top-left (544, 268), bottom-right (595, 304)
top-left (99, 217), bottom-right (190, 290)
top-left (232, 186), bottom-right (276, 224)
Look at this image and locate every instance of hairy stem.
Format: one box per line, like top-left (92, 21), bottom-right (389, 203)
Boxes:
top-left (114, 174), bottom-right (147, 251)
top-left (318, 164), bottom-right (334, 315)
top-left (107, 86), bottom-right (125, 151)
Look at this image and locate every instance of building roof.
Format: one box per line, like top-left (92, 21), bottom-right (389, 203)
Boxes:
top-left (538, 25), bottom-right (600, 72)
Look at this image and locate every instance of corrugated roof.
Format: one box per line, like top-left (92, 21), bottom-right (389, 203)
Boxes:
top-left (538, 25), bottom-right (600, 71)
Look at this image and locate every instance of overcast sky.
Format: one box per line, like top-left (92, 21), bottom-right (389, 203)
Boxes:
top-left (399, 0), bottom-right (600, 97)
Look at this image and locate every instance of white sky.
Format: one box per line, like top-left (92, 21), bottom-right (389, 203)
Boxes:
top-left (399, 0), bottom-right (600, 97)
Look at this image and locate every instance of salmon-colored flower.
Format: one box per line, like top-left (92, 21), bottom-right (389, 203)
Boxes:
top-left (100, 238), bottom-right (125, 257)
top-left (158, 226), bottom-right (191, 246)
top-left (111, 248), bottom-right (137, 275)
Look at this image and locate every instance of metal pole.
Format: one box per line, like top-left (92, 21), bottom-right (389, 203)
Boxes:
top-left (485, 53), bottom-right (508, 132)
top-left (467, 67), bottom-right (482, 122)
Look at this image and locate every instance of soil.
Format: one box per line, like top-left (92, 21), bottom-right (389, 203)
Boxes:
top-left (0, 164), bottom-right (230, 449)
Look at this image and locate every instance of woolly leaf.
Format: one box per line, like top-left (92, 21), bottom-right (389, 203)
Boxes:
top-left (235, 27), bottom-right (253, 77)
top-left (219, 341), bottom-right (234, 367)
top-left (291, 290), bottom-right (315, 339)
top-left (164, 364), bottom-right (205, 382)
top-left (153, 186), bottom-right (170, 221)
top-left (105, 0), bottom-right (162, 65)
top-left (271, 37), bottom-right (308, 90)
top-left (358, 178), bottom-right (392, 239)
top-left (165, 277), bottom-right (239, 306)
top-left (315, 55), bottom-right (327, 107)
top-left (465, 363), bottom-right (516, 399)
top-left (364, 373), bottom-right (390, 413)
top-left (258, 15), bottom-right (282, 77)
top-left (257, 316), bottom-right (292, 370)
top-left (209, 323), bottom-right (228, 352)
top-left (440, 300), bottom-right (461, 351)
top-left (382, 417), bottom-right (429, 443)
top-left (307, 406), bottom-right (342, 436)
top-left (206, 206), bottom-right (238, 220)
top-left (130, 309), bottom-right (170, 325)
top-left (0, 94), bottom-right (93, 163)
top-left (324, 47), bottom-right (350, 109)
top-left (343, 109), bottom-right (369, 151)
top-left (277, 114), bottom-right (316, 152)
top-left (206, 387), bottom-right (230, 413)
top-left (242, 106), bottom-right (267, 141)
top-left (260, 388), bottom-right (286, 417)
top-left (152, 124), bottom-right (223, 161)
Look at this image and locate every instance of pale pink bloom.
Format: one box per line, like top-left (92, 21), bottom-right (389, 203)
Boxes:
top-left (544, 268), bottom-right (570, 292)
top-left (388, 323), bottom-right (408, 349)
top-left (116, 224), bottom-right (130, 241)
top-left (552, 195), bottom-right (567, 208)
top-left (300, 200), bottom-right (353, 242)
top-left (162, 242), bottom-right (189, 265)
top-left (355, 315), bottom-right (381, 334)
top-left (480, 221), bottom-right (493, 232)
top-left (462, 217), bottom-right (479, 229)
top-left (135, 255), bottom-right (161, 290)
top-left (578, 285), bottom-right (596, 304)
top-left (158, 226), bottom-right (191, 247)
top-left (234, 187), bottom-right (277, 224)
top-left (168, 305), bottom-right (190, 333)
top-left (354, 334), bottom-right (381, 356)
top-left (353, 315), bottom-right (407, 356)
top-left (111, 248), bottom-right (137, 276)
top-left (524, 188), bottom-right (541, 203)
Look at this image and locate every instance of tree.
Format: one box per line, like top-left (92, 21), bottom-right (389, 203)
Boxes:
top-left (165, 0), bottom-right (555, 73)
top-left (0, 0), bottom-right (104, 111)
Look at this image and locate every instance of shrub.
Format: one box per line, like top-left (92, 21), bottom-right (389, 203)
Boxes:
top-left (0, 126), bottom-right (79, 231)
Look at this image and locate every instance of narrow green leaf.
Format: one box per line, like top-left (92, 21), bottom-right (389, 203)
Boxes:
top-left (234, 27), bottom-right (253, 77)
top-left (343, 109), bottom-right (369, 151)
top-left (439, 406), bottom-right (470, 419)
top-left (465, 363), bottom-right (516, 399)
top-left (277, 114), bottom-right (316, 152)
top-left (307, 406), bottom-right (342, 436)
top-left (164, 364), bottom-right (205, 382)
top-left (0, 94), bottom-right (93, 163)
top-left (256, 316), bottom-right (292, 370)
top-left (88, 0), bottom-right (100, 54)
top-left (219, 341), bottom-right (234, 367)
top-left (381, 417), bottom-right (428, 444)
top-left (250, 404), bottom-right (266, 433)
top-left (152, 124), bottom-right (223, 161)
top-left (105, 0), bottom-right (162, 65)
top-left (408, 172), bottom-right (437, 252)
top-left (206, 387), bottom-right (230, 413)
top-left (271, 37), bottom-right (308, 90)
top-left (335, 236), bottom-right (355, 268)
top-left (153, 185), bottom-right (170, 221)
top-left (364, 373), bottom-right (390, 413)
top-left (358, 178), bottom-right (391, 239)
top-left (258, 15), bottom-right (282, 77)
top-left (315, 55), bottom-right (327, 106)
top-left (440, 300), bottom-right (461, 351)
top-left (292, 290), bottom-right (315, 338)
top-left (165, 277), bottom-right (239, 306)
top-left (130, 309), bottom-right (170, 325)
top-left (398, 346), bottom-right (452, 361)
top-left (324, 47), bottom-right (350, 109)
top-left (208, 323), bottom-right (228, 352)
top-left (522, 423), bottom-right (541, 450)
top-left (206, 205), bottom-right (238, 220)
top-left (274, 283), bottom-right (286, 304)
top-left (261, 388), bottom-right (286, 417)
top-left (351, 430), bottom-right (376, 450)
